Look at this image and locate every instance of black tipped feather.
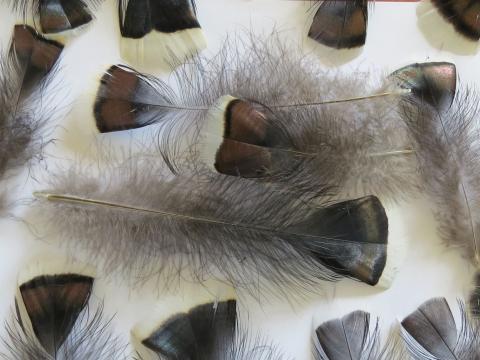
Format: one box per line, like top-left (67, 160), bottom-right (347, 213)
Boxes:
top-left (142, 300), bottom-right (237, 360)
top-left (18, 274), bottom-right (93, 355)
top-left (308, 0), bottom-right (369, 49)
top-left (391, 62), bottom-right (457, 111)
top-left (0, 25), bottom-right (63, 213)
top-left (401, 297), bottom-right (480, 360)
top-left (137, 300), bottom-right (285, 360)
top-left (119, 0), bottom-right (201, 39)
top-left (6, 0), bottom-right (102, 34)
top-left (1, 268), bottom-right (127, 360)
top-left (431, 0), bottom-right (480, 40)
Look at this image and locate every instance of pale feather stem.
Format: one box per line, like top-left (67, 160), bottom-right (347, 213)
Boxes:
top-left (143, 90), bottom-right (411, 111)
top-left (32, 192), bottom-right (363, 244)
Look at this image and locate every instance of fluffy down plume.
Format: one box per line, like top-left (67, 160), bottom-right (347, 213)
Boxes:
top-left (32, 146), bottom-right (393, 300)
top-left (401, 87), bottom-right (480, 263)
top-left (94, 33), bottom-right (418, 202)
top-left (0, 25), bottom-right (62, 213)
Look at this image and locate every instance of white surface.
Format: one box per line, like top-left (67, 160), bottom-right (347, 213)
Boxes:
top-left (0, 0), bottom-right (479, 358)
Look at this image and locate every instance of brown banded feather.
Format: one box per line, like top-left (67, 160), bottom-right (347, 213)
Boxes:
top-left (18, 274), bottom-right (94, 355)
top-left (39, 0), bottom-right (94, 34)
top-left (11, 25), bottom-right (63, 96)
top-left (309, 0), bottom-right (368, 49)
top-left (391, 62), bottom-right (457, 110)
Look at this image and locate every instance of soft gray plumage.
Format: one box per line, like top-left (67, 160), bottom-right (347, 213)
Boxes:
top-left (33, 147), bottom-right (391, 300)
top-left (401, 297), bottom-right (480, 360)
top-left (314, 311), bottom-right (404, 360)
top-left (402, 88), bottom-right (480, 263)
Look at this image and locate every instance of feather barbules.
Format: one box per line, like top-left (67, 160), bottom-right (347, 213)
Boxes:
top-left (0, 24), bottom-right (63, 213)
top-left (1, 259), bottom-right (128, 359)
top-left (6, 0), bottom-right (102, 35)
top-left (308, 0), bottom-right (369, 49)
top-left (431, 0), bottom-right (480, 41)
top-left (118, 0), bottom-right (206, 67)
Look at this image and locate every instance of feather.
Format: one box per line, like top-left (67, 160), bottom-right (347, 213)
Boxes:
top-left (118, 0), bottom-right (207, 67)
top-left (313, 310), bottom-right (407, 360)
top-left (0, 24), bottom-right (63, 213)
top-left (1, 259), bottom-right (128, 359)
top-left (469, 270), bottom-right (480, 318)
top-left (6, 0), bottom-right (102, 35)
top-left (431, 0), bottom-right (480, 41)
top-left (398, 63), bottom-right (480, 316)
top-left (308, 0), bottom-right (369, 49)
top-left (133, 287), bottom-right (285, 360)
top-left (93, 34), bottom-right (419, 202)
top-left (32, 146), bottom-right (393, 300)
top-left (401, 297), bottom-right (480, 360)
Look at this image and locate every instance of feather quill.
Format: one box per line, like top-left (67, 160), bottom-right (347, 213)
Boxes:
top-left (1, 261), bottom-right (127, 359)
top-left (5, 0), bottom-right (103, 35)
top-left (94, 34), bottom-right (419, 201)
top-left (401, 297), bottom-right (480, 360)
top-left (0, 24), bottom-right (63, 213)
top-left (308, 0), bottom-right (369, 49)
top-left (32, 146), bottom-right (393, 300)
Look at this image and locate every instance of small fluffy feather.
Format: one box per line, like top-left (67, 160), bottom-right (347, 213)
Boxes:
top-left (401, 298), bottom-right (480, 360)
top-left (314, 311), bottom-right (406, 360)
top-left (401, 88), bottom-right (480, 263)
top-left (0, 25), bottom-right (62, 213)
top-left (95, 34), bottom-right (418, 202)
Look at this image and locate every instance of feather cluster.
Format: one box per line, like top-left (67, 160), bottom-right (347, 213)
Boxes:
top-left (314, 297), bottom-right (480, 360)
top-left (0, 25), bottom-right (62, 213)
top-left (94, 34), bottom-right (418, 202)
